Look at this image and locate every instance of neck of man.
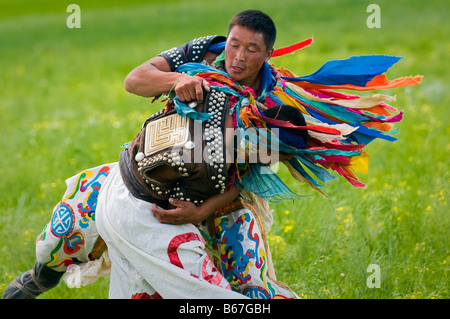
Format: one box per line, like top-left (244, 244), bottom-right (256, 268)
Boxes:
top-left (239, 68), bottom-right (262, 93)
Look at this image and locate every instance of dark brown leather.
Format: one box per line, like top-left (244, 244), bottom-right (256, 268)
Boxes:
top-left (119, 89), bottom-right (231, 208)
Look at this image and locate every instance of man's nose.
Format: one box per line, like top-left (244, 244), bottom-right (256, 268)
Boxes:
top-left (235, 48), bottom-right (246, 62)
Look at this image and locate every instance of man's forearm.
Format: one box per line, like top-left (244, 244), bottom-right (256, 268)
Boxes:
top-left (151, 186), bottom-right (241, 225)
top-left (124, 61), bottom-right (182, 98)
top-left (197, 186), bottom-right (241, 219)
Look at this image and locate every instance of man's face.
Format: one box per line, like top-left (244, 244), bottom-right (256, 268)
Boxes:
top-left (225, 25), bottom-right (273, 89)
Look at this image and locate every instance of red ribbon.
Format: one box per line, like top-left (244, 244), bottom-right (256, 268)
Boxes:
top-left (272, 38), bottom-right (313, 58)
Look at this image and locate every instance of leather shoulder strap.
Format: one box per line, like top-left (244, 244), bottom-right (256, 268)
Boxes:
top-left (158, 35), bottom-right (226, 71)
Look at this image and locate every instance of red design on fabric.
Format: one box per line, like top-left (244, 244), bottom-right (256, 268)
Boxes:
top-left (62, 231), bottom-right (85, 255)
top-left (248, 219), bottom-right (263, 269)
top-left (167, 232), bottom-right (204, 268)
top-left (131, 292), bottom-right (163, 299)
top-left (201, 258), bottom-right (229, 288)
top-left (167, 232), bottom-right (230, 289)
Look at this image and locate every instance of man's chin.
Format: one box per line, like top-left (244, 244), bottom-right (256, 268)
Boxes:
top-left (228, 73), bottom-right (247, 85)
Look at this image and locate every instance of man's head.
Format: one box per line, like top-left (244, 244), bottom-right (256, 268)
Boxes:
top-left (236, 104), bottom-right (309, 165)
top-left (263, 104), bottom-right (308, 148)
top-left (228, 10), bottom-right (277, 50)
top-left (261, 104), bottom-right (309, 162)
top-left (225, 10), bottom-right (276, 88)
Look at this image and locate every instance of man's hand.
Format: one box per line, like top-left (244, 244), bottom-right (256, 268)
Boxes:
top-left (152, 198), bottom-right (208, 225)
top-left (175, 74), bottom-right (211, 103)
top-left (152, 186), bottom-right (240, 225)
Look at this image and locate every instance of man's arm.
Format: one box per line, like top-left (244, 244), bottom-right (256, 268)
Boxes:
top-left (152, 185), bottom-right (241, 225)
top-left (124, 56), bottom-right (182, 98)
top-left (124, 52), bottom-right (217, 102)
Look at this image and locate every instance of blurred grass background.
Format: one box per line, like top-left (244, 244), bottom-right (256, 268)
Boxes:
top-left (0, 0), bottom-right (448, 298)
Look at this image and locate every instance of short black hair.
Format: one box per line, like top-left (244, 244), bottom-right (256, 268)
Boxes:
top-left (263, 105), bottom-right (308, 146)
top-left (228, 10), bottom-right (276, 50)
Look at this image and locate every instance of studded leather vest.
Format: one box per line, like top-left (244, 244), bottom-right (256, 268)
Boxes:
top-left (119, 89), bottom-right (231, 209)
top-left (158, 35), bottom-right (226, 71)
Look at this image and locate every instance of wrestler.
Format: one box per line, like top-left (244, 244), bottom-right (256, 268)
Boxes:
top-left (3, 10), bottom-right (299, 299)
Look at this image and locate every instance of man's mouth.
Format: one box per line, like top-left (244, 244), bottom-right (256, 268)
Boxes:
top-left (231, 65), bottom-right (244, 73)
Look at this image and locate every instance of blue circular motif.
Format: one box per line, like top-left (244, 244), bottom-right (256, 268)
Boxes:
top-left (51, 202), bottom-right (75, 238)
top-left (243, 286), bottom-right (271, 299)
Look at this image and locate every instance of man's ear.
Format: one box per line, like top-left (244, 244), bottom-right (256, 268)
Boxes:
top-left (264, 48), bottom-right (274, 62)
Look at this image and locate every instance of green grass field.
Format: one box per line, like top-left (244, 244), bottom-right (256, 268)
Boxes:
top-left (0, 0), bottom-right (448, 299)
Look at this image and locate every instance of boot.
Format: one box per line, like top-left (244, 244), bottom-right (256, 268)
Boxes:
top-left (2, 262), bottom-right (64, 299)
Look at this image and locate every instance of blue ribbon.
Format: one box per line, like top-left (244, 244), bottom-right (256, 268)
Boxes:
top-left (173, 98), bottom-right (215, 122)
top-left (284, 55), bottom-right (403, 87)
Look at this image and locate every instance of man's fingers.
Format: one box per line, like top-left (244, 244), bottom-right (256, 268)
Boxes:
top-left (175, 75), bottom-right (209, 103)
top-left (151, 204), bottom-right (164, 222)
top-left (196, 79), bottom-right (211, 103)
top-left (152, 205), bottom-right (174, 224)
top-left (202, 79), bottom-right (211, 92)
top-left (176, 87), bottom-right (196, 103)
top-left (195, 82), bottom-right (204, 103)
top-left (168, 197), bottom-right (183, 207)
top-left (151, 202), bottom-right (183, 224)
top-left (176, 89), bottom-right (186, 102)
